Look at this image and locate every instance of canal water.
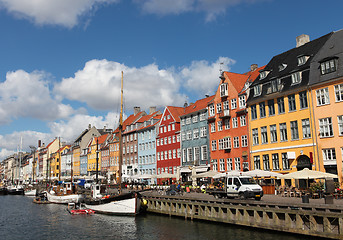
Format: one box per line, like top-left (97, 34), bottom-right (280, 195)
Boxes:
top-left (0, 195), bottom-right (314, 240)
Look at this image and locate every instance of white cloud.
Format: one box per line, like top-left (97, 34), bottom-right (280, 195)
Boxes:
top-left (135, 0), bottom-right (264, 21)
top-left (0, 70), bottom-right (76, 124)
top-left (54, 59), bottom-right (187, 112)
top-left (180, 57), bottom-right (235, 96)
top-left (0, 0), bottom-right (119, 28)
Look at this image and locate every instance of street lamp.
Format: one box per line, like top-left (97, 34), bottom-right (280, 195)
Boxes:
top-left (29, 145), bottom-right (36, 183)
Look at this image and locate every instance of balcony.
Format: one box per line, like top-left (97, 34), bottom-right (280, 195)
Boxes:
top-left (219, 109), bottom-right (230, 119)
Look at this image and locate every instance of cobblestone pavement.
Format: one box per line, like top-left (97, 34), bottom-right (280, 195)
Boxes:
top-left (142, 190), bottom-right (343, 208)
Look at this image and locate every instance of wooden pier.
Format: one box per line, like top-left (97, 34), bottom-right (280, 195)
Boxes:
top-left (144, 194), bottom-right (343, 239)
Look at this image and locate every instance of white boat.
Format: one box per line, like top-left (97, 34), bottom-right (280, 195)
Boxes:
top-left (7, 185), bottom-right (25, 195)
top-left (84, 185), bottom-right (142, 215)
top-left (45, 191), bottom-right (81, 204)
top-left (45, 182), bottom-right (82, 204)
top-left (24, 189), bottom-right (37, 196)
top-left (83, 72), bottom-right (145, 215)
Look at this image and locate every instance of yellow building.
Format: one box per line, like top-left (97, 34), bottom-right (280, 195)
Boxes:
top-left (109, 134), bottom-right (120, 183)
top-left (308, 29), bottom-right (343, 185)
top-left (87, 134), bottom-right (109, 174)
top-left (247, 33), bottom-right (333, 187)
top-left (72, 146), bottom-right (81, 177)
top-left (50, 145), bottom-right (69, 178)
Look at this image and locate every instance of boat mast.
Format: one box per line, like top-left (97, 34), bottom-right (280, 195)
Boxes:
top-left (118, 71), bottom-right (124, 193)
top-left (58, 137), bottom-right (61, 182)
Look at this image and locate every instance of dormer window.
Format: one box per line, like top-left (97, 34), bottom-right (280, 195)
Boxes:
top-left (320, 58), bottom-right (337, 75)
top-left (297, 55), bottom-right (309, 66)
top-left (253, 84), bottom-right (262, 97)
top-left (220, 83), bottom-right (228, 97)
top-left (291, 72), bottom-right (302, 85)
top-left (278, 64), bottom-right (287, 71)
top-left (260, 71), bottom-right (270, 79)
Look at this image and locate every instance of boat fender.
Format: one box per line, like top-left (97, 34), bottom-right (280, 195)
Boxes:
top-left (141, 199), bottom-right (148, 206)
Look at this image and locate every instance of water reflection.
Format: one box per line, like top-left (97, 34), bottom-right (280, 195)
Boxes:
top-left (0, 196), bottom-right (313, 240)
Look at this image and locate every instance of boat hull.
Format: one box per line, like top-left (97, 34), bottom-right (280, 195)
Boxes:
top-left (85, 195), bottom-right (141, 215)
top-left (45, 192), bottom-right (81, 204)
top-left (7, 188), bottom-right (24, 195)
top-left (0, 188), bottom-right (8, 195)
top-left (24, 189), bottom-right (37, 196)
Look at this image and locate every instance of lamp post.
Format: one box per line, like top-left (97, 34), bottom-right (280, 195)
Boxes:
top-left (96, 137), bottom-right (99, 184)
top-left (29, 145), bottom-right (36, 183)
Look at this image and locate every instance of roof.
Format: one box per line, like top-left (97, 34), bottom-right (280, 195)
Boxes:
top-left (181, 95), bottom-right (214, 117)
top-left (165, 106), bottom-right (185, 122)
top-left (113, 111), bottom-right (146, 133)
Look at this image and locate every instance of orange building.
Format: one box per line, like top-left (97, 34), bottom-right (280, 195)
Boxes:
top-left (209, 65), bottom-right (263, 172)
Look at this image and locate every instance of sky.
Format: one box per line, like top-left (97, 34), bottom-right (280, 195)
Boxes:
top-left (0, 0), bottom-right (342, 160)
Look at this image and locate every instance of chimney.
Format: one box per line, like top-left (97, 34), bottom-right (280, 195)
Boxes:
top-left (149, 106), bottom-right (157, 114)
top-left (296, 34), bottom-right (310, 47)
top-left (88, 124), bottom-right (91, 130)
top-left (38, 140), bottom-right (41, 148)
top-left (250, 64), bottom-right (258, 71)
top-left (184, 102), bottom-right (188, 108)
top-left (134, 106), bottom-right (141, 115)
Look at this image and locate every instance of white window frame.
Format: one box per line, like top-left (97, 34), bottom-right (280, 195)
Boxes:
top-left (316, 88), bottom-right (330, 106)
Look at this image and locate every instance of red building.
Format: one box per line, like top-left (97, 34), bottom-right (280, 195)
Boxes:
top-left (156, 106), bottom-right (184, 181)
top-left (209, 65), bottom-right (264, 172)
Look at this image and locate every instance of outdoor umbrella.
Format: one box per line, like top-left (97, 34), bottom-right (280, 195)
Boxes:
top-left (193, 170), bottom-right (219, 178)
top-left (213, 170), bottom-right (242, 179)
top-left (279, 168), bottom-right (338, 179)
top-left (152, 172), bottom-right (177, 179)
top-left (244, 169), bottom-right (283, 178)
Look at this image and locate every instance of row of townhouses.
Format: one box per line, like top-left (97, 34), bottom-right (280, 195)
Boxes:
top-left (1, 30), bottom-right (343, 186)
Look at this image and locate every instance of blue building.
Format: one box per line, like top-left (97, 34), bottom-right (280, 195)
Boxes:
top-left (180, 96), bottom-right (214, 177)
top-left (137, 111), bottom-right (161, 183)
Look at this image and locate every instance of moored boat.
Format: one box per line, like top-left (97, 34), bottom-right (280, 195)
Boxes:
top-left (0, 187), bottom-right (8, 195)
top-left (67, 203), bottom-right (95, 215)
top-left (7, 185), bottom-right (25, 195)
top-left (24, 189), bottom-right (37, 196)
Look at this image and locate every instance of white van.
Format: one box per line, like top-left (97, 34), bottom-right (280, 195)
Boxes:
top-left (226, 176), bottom-right (263, 200)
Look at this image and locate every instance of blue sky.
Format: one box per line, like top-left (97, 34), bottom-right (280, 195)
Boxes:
top-left (0, 0), bottom-right (342, 160)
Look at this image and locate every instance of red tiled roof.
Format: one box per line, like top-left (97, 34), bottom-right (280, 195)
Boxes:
top-left (113, 111), bottom-right (145, 133)
top-left (166, 106), bottom-right (185, 122)
top-left (182, 95), bottom-right (214, 116)
top-left (96, 134), bottom-right (108, 145)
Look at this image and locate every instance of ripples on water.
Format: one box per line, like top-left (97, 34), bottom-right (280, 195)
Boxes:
top-left (0, 196), bottom-right (313, 240)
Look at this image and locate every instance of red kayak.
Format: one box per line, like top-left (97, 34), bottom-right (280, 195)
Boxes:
top-left (69, 209), bottom-right (95, 215)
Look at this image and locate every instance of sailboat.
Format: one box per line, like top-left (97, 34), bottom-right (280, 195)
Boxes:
top-left (84, 71), bottom-right (144, 215)
top-left (44, 139), bottom-right (82, 204)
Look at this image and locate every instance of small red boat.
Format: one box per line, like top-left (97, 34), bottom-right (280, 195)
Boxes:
top-left (67, 203), bottom-right (95, 215)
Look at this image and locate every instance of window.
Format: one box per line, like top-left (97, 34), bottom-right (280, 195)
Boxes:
top-left (209, 104), bottom-right (215, 116)
top-left (281, 153), bottom-right (289, 170)
top-left (254, 85), bottom-right (262, 97)
top-left (320, 59), bottom-right (337, 75)
top-left (298, 56), bottom-right (309, 65)
top-left (290, 120), bottom-right (299, 140)
top-left (223, 137), bottom-right (231, 149)
top-left (200, 112), bottom-right (206, 121)
top-left (172, 123), bottom-right (175, 130)
top-left (259, 102), bottom-right (266, 118)
top-left (231, 98), bottom-right (237, 109)
top-left (212, 160), bottom-right (218, 171)
top-left (186, 130), bottom-right (192, 140)
top-left (210, 122), bottom-right (216, 133)
top-left (241, 135), bottom-right (248, 147)
top-left (297, 92), bottom-right (307, 111)
top-left (277, 97), bottom-right (285, 114)
top-left (322, 148), bottom-right (336, 164)
top-left (316, 88), bottom-right (330, 106)
top-left (193, 129), bottom-right (199, 139)
top-left (261, 126), bottom-right (268, 144)
top-left (173, 149), bottom-right (176, 159)
top-left (232, 117), bottom-right (238, 128)
top-left (219, 159), bottom-right (225, 171)
top-left (239, 95), bottom-right (246, 109)
top-left (335, 84), bottom-right (343, 102)
top-left (302, 118), bottom-right (311, 138)
top-left (168, 125), bottom-right (171, 132)
top-left (260, 71), bottom-right (269, 79)
top-left (270, 124), bottom-right (277, 143)
top-left (186, 117), bottom-right (191, 125)
top-left (254, 156), bottom-right (261, 170)
top-left (217, 121), bottom-right (223, 131)
top-left (211, 140), bottom-right (217, 151)
top-left (181, 132), bottom-right (186, 141)
top-left (233, 137), bottom-right (239, 148)
top-left (280, 123), bottom-right (288, 141)
top-left (234, 158), bottom-right (241, 171)
top-left (279, 63), bottom-right (287, 71)
top-left (272, 153), bottom-right (279, 170)
top-left (319, 117), bottom-right (333, 137)
top-left (201, 145), bottom-right (208, 160)
top-left (252, 128), bottom-right (259, 145)
top-left (223, 101), bottom-right (229, 111)
top-left (218, 139), bottom-right (224, 150)
top-left (192, 115), bottom-right (198, 123)
top-left (263, 154), bottom-right (270, 170)
top-left (216, 103), bottom-right (222, 113)
top-left (227, 158), bottom-right (233, 171)
top-left (251, 104), bottom-right (257, 120)
top-left (288, 94), bottom-right (296, 111)
top-left (220, 83), bottom-right (228, 97)
top-left (291, 72), bottom-right (302, 85)
top-left (224, 119), bottom-right (230, 129)
top-left (200, 126), bottom-right (207, 137)
top-left (182, 149), bottom-right (186, 162)
top-left (338, 115), bottom-right (343, 135)
top-left (240, 115), bottom-right (246, 126)
top-left (268, 100), bottom-right (275, 116)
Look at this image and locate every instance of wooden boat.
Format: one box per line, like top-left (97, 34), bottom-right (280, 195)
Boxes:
top-left (33, 192), bottom-right (50, 204)
top-left (83, 72), bottom-right (145, 215)
top-left (45, 182), bottom-right (82, 204)
top-left (0, 187), bottom-right (8, 195)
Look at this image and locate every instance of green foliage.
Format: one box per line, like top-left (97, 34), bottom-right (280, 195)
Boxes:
top-left (309, 181), bottom-right (324, 193)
